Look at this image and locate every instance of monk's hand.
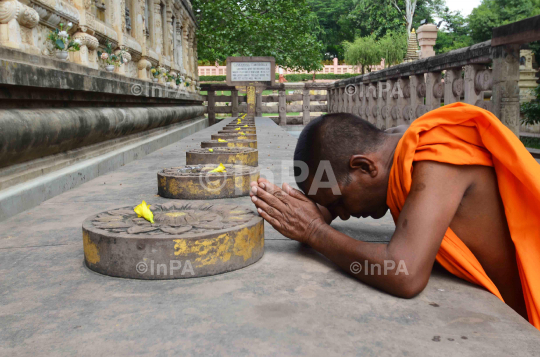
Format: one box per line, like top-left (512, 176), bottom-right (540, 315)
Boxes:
top-left (250, 180), bottom-right (325, 244)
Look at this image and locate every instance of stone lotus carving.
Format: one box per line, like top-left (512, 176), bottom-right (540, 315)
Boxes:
top-left (90, 202), bottom-right (257, 236)
top-left (73, 32), bottom-right (99, 50)
top-left (0, 0), bottom-right (39, 28)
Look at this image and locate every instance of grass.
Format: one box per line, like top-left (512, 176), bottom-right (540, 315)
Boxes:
top-left (521, 136), bottom-right (540, 150)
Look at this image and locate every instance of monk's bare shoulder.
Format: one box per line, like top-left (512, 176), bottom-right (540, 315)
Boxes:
top-left (385, 125), bottom-right (409, 134)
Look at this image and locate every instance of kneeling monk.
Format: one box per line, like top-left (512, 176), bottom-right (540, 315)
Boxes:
top-left (249, 103), bottom-right (540, 329)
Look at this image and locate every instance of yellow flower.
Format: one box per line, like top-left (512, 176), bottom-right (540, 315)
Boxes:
top-left (218, 139), bottom-right (228, 142)
top-left (208, 148), bottom-right (214, 152)
top-left (243, 125), bottom-right (248, 127)
top-left (209, 163), bottom-right (227, 173)
top-left (239, 132), bottom-right (246, 135)
top-left (134, 201), bottom-right (154, 223)
top-left (151, 69), bottom-right (156, 73)
top-left (234, 128), bottom-right (241, 131)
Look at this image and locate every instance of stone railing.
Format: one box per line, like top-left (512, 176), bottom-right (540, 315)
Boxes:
top-left (0, 0), bottom-right (200, 92)
top-left (199, 59), bottom-right (385, 77)
top-left (327, 15), bottom-right (540, 136)
top-left (201, 83), bottom-right (328, 125)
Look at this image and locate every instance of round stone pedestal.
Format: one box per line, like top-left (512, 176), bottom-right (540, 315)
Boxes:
top-left (201, 139), bottom-right (257, 149)
top-left (158, 164), bottom-right (259, 199)
top-left (82, 202), bottom-right (264, 279)
top-left (212, 133), bottom-right (257, 141)
top-left (186, 148), bottom-right (258, 166)
top-left (218, 129), bottom-right (257, 135)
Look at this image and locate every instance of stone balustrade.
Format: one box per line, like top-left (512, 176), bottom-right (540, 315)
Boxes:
top-left (327, 15), bottom-right (540, 137)
top-left (0, 0), bottom-right (199, 91)
top-left (201, 83), bottom-right (328, 125)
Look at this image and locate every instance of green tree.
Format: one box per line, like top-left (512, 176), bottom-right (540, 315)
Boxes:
top-left (434, 7), bottom-right (473, 54)
top-left (468, 0), bottom-right (540, 43)
top-left (307, 0), bottom-right (356, 59)
top-left (378, 31), bottom-right (408, 66)
top-left (343, 35), bottom-right (382, 74)
top-left (522, 84), bottom-right (540, 126)
top-left (192, 0), bottom-right (324, 72)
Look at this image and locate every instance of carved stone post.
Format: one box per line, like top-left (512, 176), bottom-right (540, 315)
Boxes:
top-left (0, 0), bottom-right (39, 52)
top-left (256, 89), bottom-right (262, 117)
top-left (397, 78), bottom-right (410, 125)
top-left (231, 89), bottom-right (239, 117)
top-left (302, 88), bottom-right (310, 125)
top-left (327, 88), bottom-right (332, 113)
top-left (426, 72), bottom-right (442, 111)
top-left (343, 86), bottom-right (350, 113)
top-left (376, 81), bottom-right (385, 129)
top-left (352, 85), bottom-right (360, 117)
top-left (409, 74), bottom-right (425, 121)
top-left (360, 83), bottom-right (368, 121)
top-left (278, 88), bottom-right (286, 126)
top-left (444, 68), bottom-right (463, 105)
top-left (207, 90), bottom-right (216, 125)
top-left (385, 79), bottom-right (397, 129)
top-left (492, 44), bottom-right (521, 136)
top-left (367, 84), bottom-right (377, 125)
top-left (464, 64), bottom-right (485, 107)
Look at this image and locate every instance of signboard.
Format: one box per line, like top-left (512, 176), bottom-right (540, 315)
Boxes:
top-left (231, 62), bottom-right (271, 82)
top-left (226, 56), bottom-right (275, 87)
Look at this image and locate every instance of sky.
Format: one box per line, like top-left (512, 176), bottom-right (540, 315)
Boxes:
top-left (445, 0), bottom-right (483, 17)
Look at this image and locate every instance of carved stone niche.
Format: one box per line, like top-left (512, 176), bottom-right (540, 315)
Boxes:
top-left (0, 0), bottom-right (40, 53)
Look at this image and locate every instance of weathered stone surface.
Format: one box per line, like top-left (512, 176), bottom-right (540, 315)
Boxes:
top-left (157, 164), bottom-right (259, 199)
top-left (186, 147), bottom-right (259, 167)
top-left (0, 105), bottom-right (205, 168)
top-left (82, 202), bottom-right (264, 279)
top-left (201, 139), bottom-right (258, 149)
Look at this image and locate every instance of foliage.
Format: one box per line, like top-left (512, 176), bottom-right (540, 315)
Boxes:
top-left (47, 22), bottom-right (80, 52)
top-left (192, 0), bottom-right (324, 72)
top-left (521, 84), bottom-right (540, 126)
top-left (308, 0), bottom-right (443, 59)
top-left (468, 0), bottom-right (540, 43)
top-left (98, 42), bottom-right (128, 67)
top-left (378, 31), bottom-right (407, 66)
top-left (520, 136), bottom-right (540, 150)
top-left (343, 35), bottom-right (382, 74)
top-left (433, 7), bottom-right (473, 54)
top-left (150, 66), bottom-right (167, 78)
top-left (306, 0), bottom-right (356, 59)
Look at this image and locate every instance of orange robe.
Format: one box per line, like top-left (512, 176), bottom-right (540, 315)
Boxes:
top-left (386, 102), bottom-right (540, 329)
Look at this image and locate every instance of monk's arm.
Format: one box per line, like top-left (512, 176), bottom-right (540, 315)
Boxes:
top-left (252, 162), bottom-right (471, 298)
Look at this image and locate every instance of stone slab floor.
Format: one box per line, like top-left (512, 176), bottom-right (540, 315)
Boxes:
top-left (1, 117), bottom-right (539, 356)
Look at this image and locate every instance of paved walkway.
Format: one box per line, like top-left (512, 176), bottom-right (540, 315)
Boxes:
top-left (1, 117), bottom-right (538, 356)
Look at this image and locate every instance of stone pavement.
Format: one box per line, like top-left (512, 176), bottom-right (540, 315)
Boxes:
top-left (1, 117), bottom-right (539, 356)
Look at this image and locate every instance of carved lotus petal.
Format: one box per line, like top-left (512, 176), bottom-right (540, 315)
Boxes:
top-left (160, 226), bottom-right (193, 234)
top-left (127, 225), bottom-right (159, 234)
top-left (94, 215), bottom-right (123, 222)
top-left (96, 221), bottom-right (133, 229)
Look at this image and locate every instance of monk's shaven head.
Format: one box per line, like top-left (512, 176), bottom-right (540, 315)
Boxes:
top-left (294, 113), bottom-right (385, 193)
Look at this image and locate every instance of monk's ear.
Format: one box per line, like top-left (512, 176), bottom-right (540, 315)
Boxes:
top-left (349, 155), bottom-right (378, 177)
